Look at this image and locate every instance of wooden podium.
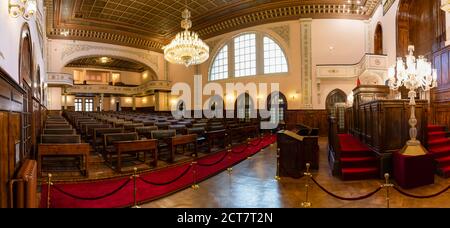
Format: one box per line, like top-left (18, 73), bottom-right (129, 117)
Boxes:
top-left (277, 130), bottom-right (319, 178)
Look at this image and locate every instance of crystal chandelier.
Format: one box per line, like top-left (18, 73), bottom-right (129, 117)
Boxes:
top-left (386, 45), bottom-right (437, 155)
top-left (163, 7), bottom-right (209, 67)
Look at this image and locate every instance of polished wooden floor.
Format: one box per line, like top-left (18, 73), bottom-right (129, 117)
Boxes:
top-left (141, 138), bottom-right (450, 208)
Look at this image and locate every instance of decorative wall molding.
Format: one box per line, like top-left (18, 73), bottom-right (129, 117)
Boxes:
top-left (269, 25), bottom-right (290, 46)
top-left (46, 72), bottom-right (74, 87)
top-left (0, 51), bottom-right (4, 60)
top-left (316, 54), bottom-right (389, 85)
top-left (207, 39), bottom-right (222, 53)
top-left (300, 18), bottom-right (313, 109)
top-left (61, 44), bottom-right (160, 71)
top-left (383, 0), bottom-right (396, 15)
top-left (65, 80), bottom-right (171, 96)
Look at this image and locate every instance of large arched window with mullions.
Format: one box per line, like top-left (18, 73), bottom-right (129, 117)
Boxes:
top-left (209, 32), bottom-right (288, 81)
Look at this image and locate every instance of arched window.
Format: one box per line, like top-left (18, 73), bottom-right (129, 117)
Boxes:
top-left (209, 32), bottom-right (288, 81)
top-left (263, 37), bottom-right (288, 74)
top-left (374, 23), bottom-right (383, 55)
top-left (209, 45), bottom-right (228, 80)
top-left (234, 33), bottom-right (256, 77)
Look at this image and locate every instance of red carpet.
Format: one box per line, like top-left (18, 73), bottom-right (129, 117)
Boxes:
top-left (40, 134), bottom-right (276, 208)
top-left (338, 134), bottom-right (378, 180)
top-left (427, 125), bottom-right (450, 177)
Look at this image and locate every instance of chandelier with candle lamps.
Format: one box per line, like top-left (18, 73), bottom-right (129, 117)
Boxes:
top-left (386, 45), bottom-right (437, 155)
top-left (163, 3), bottom-right (209, 67)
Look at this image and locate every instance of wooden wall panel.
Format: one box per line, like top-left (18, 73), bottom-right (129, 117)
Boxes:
top-left (285, 110), bottom-right (328, 136)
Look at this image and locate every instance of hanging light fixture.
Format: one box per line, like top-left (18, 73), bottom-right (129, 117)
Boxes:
top-left (163, 1), bottom-right (209, 67)
top-left (8, 0), bottom-right (37, 20)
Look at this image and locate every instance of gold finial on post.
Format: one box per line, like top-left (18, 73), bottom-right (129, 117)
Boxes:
top-left (131, 167), bottom-right (140, 208)
top-left (275, 148), bottom-right (281, 181)
top-left (301, 163), bottom-right (312, 208)
top-left (382, 173), bottom-right (393, 208)
top-left (191, 161), bottom-right (199, 189)
top-left (47, 173), bottom-right (53, 208)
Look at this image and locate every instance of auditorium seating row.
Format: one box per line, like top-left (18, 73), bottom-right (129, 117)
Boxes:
top-left (37, 111), bottom-right (261, 175)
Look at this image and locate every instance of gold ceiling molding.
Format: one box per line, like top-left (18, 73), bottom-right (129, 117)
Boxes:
top-left (46, 0), bottom-right (382, 51)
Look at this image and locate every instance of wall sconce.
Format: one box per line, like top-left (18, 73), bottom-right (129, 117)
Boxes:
top-left (8, 0), bottom-right (37, 20)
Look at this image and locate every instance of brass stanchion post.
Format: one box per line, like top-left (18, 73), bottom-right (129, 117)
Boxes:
top-left (247, 139), bottom-right (252, 159)
top-left (227, 146), bottom-right (233, 175)
top-left (382, 173), bottom-right (393, 208)
top-left (191, 161), bottom-right (199, 189)
top-left (47, 173), bottom-right (52, 208)
top-left (301, 163), bottom-right (312, 208)
top-left (275, 148), bottom-right (281, 181)
top-left (131, 167), bottom-right (140, 208)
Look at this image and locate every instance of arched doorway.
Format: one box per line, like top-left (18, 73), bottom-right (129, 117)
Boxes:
top-left (326, 89), bottom-right (347, 116)
top-left (235, 93), bottom-right (255, 122)
top-left (267, 92), bottom-right (287, 128)
top-left (374, 23), bottom-right (383, 55)
top-left (397, 0), bottom-right (445, 57)
top-left (19, 23), bottom-right (34, 160)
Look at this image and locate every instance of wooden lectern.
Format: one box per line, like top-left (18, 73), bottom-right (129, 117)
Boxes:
top-left (277, 130), bottom-right (319, 178)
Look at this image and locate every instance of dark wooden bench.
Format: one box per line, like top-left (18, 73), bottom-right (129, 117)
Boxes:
top-left (93, 128), bottom-right (124, 152)
top-left (113, 139), bottom-right (158, 173)
top-left (168, 124), bottom-right (187, 135)
top-left (45, 124), bottom-right (72, 129)
top-left (151, 130), bottom-right (176, 162)
top-left (172, 134), bottom-right (198, 157)
top-left (103, 132), bottom-right (139, 165)
top-left (135, 126), bottom-right (158, 139)
top-left (206, 129), bottom-right (228, 153)
top-left (43, 129), bottom-right (76, 135)
top-left (41, 135), bottom-right (80, 144)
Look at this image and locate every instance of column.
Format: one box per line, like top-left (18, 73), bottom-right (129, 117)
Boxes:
top-left (63, 93), bottom-right (67, 110)
top-left (132, 95), bottom-right (136, 111)
top-left (299, 18), bottom-right (313, 109)
top-left (100, 93), bottom-right (104, 111)
top-left (441, 0), bottom-right (450, 46)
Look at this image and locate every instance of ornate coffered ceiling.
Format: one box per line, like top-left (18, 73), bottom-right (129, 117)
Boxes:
top-left (65, 56), bottom-right (151, 72)
top-left (46, 0), bottom-right (381, 52)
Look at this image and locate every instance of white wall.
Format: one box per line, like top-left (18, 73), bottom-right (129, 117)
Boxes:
top-left (0, 0), bottom-right (46, 96)
top-left (369, 0), bottom-right (400, 66)
top-left (311, 19), bottom-right (367, 109)
top-left (48, 87), bottom-right (62, 110)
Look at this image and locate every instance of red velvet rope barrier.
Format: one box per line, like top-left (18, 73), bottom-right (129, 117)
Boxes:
top-left (51, 178), bottom-right (131, 201)
top-left (138, 165), bottom-right (192, 186)
top-left (197, 152), bottom-right (229, 167)
top-left (311, 177), bottom-right (382, 201)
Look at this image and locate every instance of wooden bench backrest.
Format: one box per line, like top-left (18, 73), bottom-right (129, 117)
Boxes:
top-left (86, 124), bottom-right (111, 137)
top-left (104, 132), bottom-right (138, 147)
top-left (114, 139), bottom-right (157, 152)
top-left (41, 135), bottom-right (81, 144)
top-left (43, 129), bottom-right (76, 135)
top-left (187, 127), bottom-right (205, 135)
top-left (151, 130), bottom-right (176, 140)
top-left (45, 124), bottom-right (72, 129)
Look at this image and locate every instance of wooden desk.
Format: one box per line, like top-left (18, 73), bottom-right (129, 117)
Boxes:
top-left (206, 129), bottom-right (227, 153)
top-left (38, 144), bottom-right (90, 177)
top-left (113, 140), bottom-right (158, 173)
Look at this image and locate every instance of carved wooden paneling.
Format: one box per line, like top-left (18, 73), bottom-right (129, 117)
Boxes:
top-left (285, 110), bottom-right (327, 136)
top-left (431, 45), bottom-right (450, 127)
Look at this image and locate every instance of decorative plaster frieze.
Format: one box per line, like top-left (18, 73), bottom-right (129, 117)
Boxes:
top-left (383, 0), bottom-right (396, 15)
top-left (61, 44), bottom-right (160, 70)
top-left (269, 25), bottom-right (290, 46)
top-left (300, 18), bottom-right (313, 109)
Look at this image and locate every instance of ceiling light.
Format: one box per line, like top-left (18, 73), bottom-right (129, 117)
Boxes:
top-left (99, 57), bottom-right (112, 64)
top-left (163, 2), bottom-right (209, 67)
top-left (8, 0), bottom-right (37, 20)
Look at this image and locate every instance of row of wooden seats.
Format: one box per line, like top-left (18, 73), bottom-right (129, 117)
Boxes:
top-left (38, 115), bottom-right (90, 177)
